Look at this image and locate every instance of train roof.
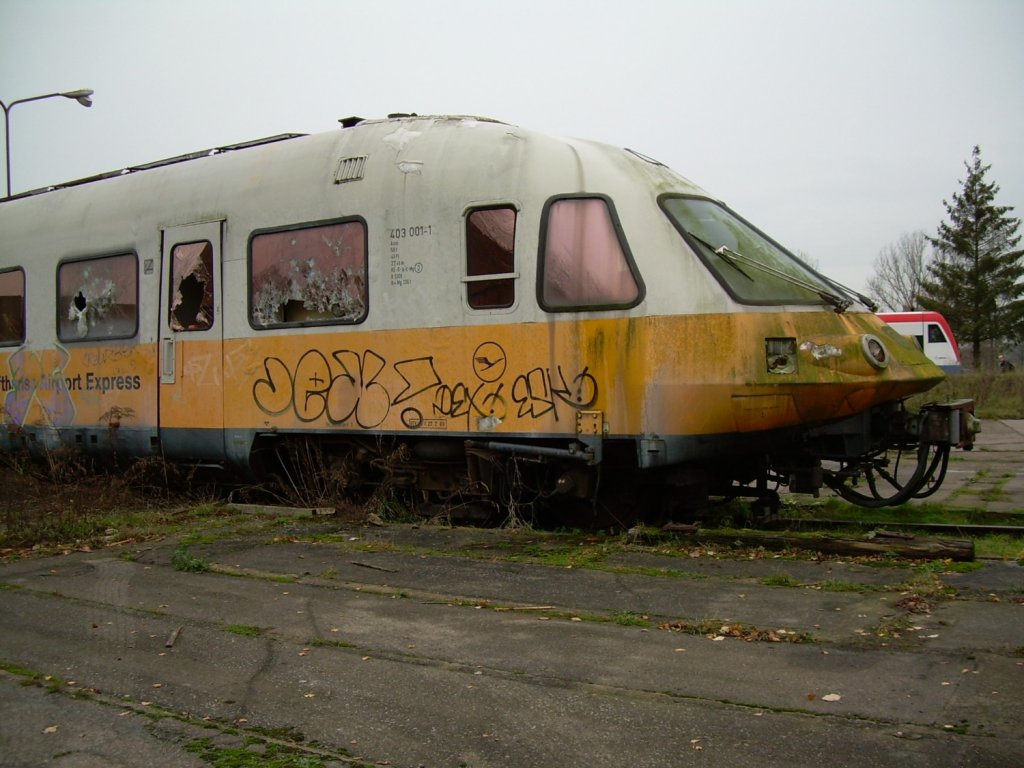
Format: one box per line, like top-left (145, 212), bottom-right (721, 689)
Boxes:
top-left (0, 115), bottom-right (521, 202)
top-left (0, 114), bottom-right (703, 206)
top-left (2, 132), bottom-right (306, 202)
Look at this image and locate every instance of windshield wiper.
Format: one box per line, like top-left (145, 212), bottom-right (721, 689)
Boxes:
top-left (821, 277), bottom-right (879, 312)
top-left (688, 232), bottom-right (851, 312)
top-left (687, 232), bottom-right (754, 281)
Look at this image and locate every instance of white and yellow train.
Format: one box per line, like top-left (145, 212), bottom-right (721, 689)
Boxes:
top-left (0, 114), bottom-right (975, 518)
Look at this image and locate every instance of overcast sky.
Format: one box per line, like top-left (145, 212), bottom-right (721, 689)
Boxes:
top-left (2, 0), bottom-right (1021, 293)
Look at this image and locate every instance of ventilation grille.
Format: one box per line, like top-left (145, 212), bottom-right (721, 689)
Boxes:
top-left (334, 155), bottom-right (367, 184)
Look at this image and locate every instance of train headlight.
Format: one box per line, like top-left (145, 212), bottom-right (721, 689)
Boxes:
top-left (861, 334), bottom-right (889, 369)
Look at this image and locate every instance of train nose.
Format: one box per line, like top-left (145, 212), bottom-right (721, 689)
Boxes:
top-left (798, 333), bottom-right (919, 377)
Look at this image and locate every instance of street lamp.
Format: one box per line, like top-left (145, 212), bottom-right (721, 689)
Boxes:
top-left (1, 88), bottom-right (94, 197)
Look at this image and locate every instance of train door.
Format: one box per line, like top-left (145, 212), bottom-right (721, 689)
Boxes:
top-left (158, 221), bottom-right (226, 460)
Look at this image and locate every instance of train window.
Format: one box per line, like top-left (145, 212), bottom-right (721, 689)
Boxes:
top-left (539, 197), bottom-right (641, 310)
top-left (57, 253), bottom-right (138, 341)
top-left (0, 268), bottom-right (25, 345)
top-left (249, 219), bottom-right (367, 327)
top-left (170, 241), bottom-right (215, 331)
top-left (465, 206), bottom-right (516, 309)
top-left (927, 324), bottom-right (947, 344)
top-left (660, 195), bottom-right (837, 306)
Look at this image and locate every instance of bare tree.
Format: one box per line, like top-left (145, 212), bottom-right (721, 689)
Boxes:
top-left (793, 249), bottom-right (819, 271)
top-left (866, 231), bottom-right (929, 311)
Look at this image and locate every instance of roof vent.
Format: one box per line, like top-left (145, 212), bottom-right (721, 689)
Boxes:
top-left (334, 155), bottom-right (367, 184)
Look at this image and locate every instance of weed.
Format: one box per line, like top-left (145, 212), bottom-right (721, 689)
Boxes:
top-left (508, 543), bottom-right (610, 569)
top-left (171, 545), bottom-right (211, 573)
top-left (871, 613), bottom-right (914, 639)
top-left (308, 638), bottom-right (357, 649)
top-left (898, 570), bottom-right (958, 600)
top-left (185, 737), bottom-right (333, 767)
top-left (224, 625), bottom-right (263, 637)
top-left (817, 580), bottom-right (872, 593)
top-left (916, 559), bottom-right (984, 575)
top-left (0, 663), bottom-right (65, 691)
top-left (611, 611), bottom-right (652, 628)
top-left (761, 573), bottom-right (802, 588)
top-left (973, 535), bottom-right (1024, 560)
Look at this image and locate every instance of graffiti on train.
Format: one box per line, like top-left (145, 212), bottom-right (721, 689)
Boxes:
top-left (2, 346), bottom-right (77, 427)
top-left (251, 341), bottom-right (598, 430)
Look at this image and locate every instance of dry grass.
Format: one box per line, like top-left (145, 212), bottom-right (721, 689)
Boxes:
top-left (0, 451), bottom-right (199, 551)
top-left (909, 370), bottom-right (1024, 419)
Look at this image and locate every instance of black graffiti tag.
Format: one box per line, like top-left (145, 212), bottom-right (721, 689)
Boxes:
top-left (326, 349), bottom-right (390, 428)
top-left (251, 343), bottom-right (597, 430)
top-left (512, 365), bottom-right (597, 421)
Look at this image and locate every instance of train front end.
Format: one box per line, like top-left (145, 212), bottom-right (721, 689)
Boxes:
top-left (618, 173), bottom-right (976, 513)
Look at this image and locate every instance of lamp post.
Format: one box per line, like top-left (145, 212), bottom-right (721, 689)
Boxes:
top-left (1, 88), bottom-right (94, 198)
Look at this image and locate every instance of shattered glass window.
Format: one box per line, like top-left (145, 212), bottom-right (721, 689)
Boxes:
top-left (58, 253), bottom-right (138, 341)
top-left (540, 197), bottom-right (640, 310)
top-left (466, 206), bottom-right (516, 309)
top-left (170, 241), bottom-right (214, 331)
top-left (0, 268), bottom-right (25, 345)
top-left (250, 219), bottom-right (368, 327)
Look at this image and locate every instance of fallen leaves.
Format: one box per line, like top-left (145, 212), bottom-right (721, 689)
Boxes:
top-left (658, 620), bottom-right (809, 643)
top-left (807, 692), bottom-right (842, 702)
top-left (895, 594), bottom-right (933, 614)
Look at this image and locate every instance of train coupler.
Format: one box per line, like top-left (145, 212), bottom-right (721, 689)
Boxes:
top-left (915, 399), bottom-right (979, 450)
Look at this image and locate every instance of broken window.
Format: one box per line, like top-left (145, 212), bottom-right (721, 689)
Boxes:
top-left (466, 206), bottom-right (516, 309)
top-left (250, 219), bottom-right (368, 327)
top-left (0, 268), bottom-right (25, 345)
top-left (539, 197), bottom-right (641, 310)
top-left (170, 241), bottom-right (214, 331)
top-left (58, 253), bottom-right (138, 341)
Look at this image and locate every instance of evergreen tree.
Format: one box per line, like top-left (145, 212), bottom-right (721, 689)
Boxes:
top-left (919, 146), bottom-right (1024, 367)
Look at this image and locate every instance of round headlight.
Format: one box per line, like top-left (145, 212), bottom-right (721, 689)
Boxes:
top-left (861, 334), bottom-right (889, 369)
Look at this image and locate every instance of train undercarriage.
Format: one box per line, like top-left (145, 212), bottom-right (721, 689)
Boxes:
top-left (254, 398), bottom-right (978, 529)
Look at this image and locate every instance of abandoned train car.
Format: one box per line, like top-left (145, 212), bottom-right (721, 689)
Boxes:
top-left (0, 114), bottom-right (975, 516)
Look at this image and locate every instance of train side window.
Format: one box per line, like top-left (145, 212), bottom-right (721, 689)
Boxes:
top-left (249, 218), bottom-right (367, 327)
top-left (465, 206), bottom-right (516, 309)
top-left (169, 241), bottom-right (214, 331)
top-left (0, 268), bottom-right (25, 345)
top-left (927, 323), bottom-right (947, 344)
top-left (539, 197), bottom-right (641, 311)
top-left (57, 253), bottom-right (138, 341)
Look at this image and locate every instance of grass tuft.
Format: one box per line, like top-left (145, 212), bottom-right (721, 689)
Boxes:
top-left (171, 544), bottom-right (211, 573)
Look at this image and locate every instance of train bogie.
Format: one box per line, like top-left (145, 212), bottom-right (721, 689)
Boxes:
top-left (0, 115), bottom-right (975, 518)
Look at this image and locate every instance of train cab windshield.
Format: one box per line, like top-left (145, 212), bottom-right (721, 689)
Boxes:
top-left (660, 195), bottom-right (847, 309)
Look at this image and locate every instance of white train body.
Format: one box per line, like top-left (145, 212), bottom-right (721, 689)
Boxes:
top-left (0, 116), bottom-right (973, 516)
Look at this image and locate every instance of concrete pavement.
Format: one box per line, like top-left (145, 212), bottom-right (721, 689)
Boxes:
top-left (0, 420), bottom-right (1021, 767)
top-left (1, 522), bottom-right (1022, 766)
top-left (906, 418), bottom-right (1024, 512)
